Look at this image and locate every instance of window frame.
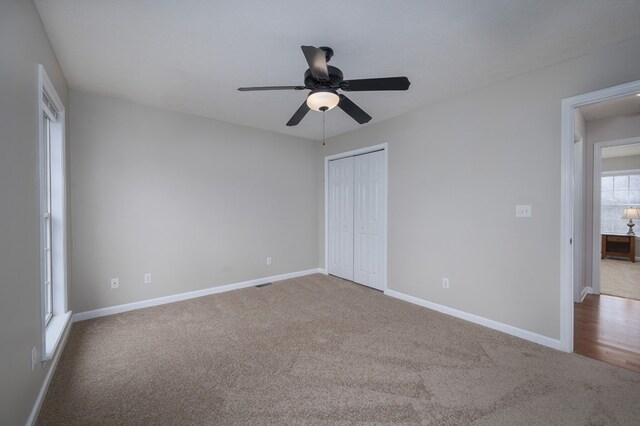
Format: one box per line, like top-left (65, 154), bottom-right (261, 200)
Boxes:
top-left (600, 169), bottom-right (640, 235)
top-left (38, 65), bottom-right (71, 362)
top-left (43, 113), bottom-right (53, 325)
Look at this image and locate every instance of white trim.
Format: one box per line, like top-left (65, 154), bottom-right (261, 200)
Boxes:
top-left (592, 145), bottom-right (602, 295)
top-left (73, 268), bottom-right (323, 322)
top-left (37, 66), bottom-right (47, 364)
top-left (39, 65), bottom-right (64, 116)
top-left (324, 143), bottom-right (388, 292)
top-left (580, 286), bottom-right (591, 302)
top-left (38, 64), bottom-right (69, 362)
top-left (385, 289), bottom-right (563, 351)
top-left (324, 143), bottom-right (389, 161)
top-left (44, 311), bottom-right (71, 360)
top-left (26, 312), bottom-right (72, 426)
top-left (560, 79), bottom-right (640, 353)
top-left (573, 137), bottom-right (585, 303)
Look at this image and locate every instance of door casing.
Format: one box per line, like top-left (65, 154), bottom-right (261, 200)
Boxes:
top-left (590, 136), bottom-right (640, 296)
top-left (560, 79), bottom-right (640, 352)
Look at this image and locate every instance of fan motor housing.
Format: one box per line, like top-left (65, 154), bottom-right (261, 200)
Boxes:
top-left (304, 66), bottom-right (343, 89)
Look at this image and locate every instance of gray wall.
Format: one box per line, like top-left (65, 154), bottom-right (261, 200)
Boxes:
top-left (0, 0), bottom-right (69, 423)
top-left (319, 36), bottom-right (640, 340)
top-left (70, 91), bottom-right (320, 313)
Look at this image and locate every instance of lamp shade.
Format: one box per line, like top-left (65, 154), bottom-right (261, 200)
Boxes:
top-left (622, 207), bottom-right (640, 219)
top-left (306, 89), bottom-right (340, 112)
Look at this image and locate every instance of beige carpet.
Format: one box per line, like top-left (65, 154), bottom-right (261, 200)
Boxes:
top-left (601, 258), bottom-right (640, 301)
top-left (38, 274), bottom-right (640, 425)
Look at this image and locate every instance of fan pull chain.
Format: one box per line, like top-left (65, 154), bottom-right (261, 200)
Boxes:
top-left (322, 110), bottom-right (326, 146)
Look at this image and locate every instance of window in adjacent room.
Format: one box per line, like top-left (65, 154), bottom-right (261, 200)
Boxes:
top-left (39, 65), bottom-right (71, 361)
top-left (601, 172), bottom-right (640, 234)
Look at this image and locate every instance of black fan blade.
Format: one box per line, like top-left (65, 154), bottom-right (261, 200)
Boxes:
top-left (286, 101), bottom-right (310, 126)
top-left (338, 95), bottom-right (372, 124)
top-left (238, 86), bottom-right (306, 91)
top-left (340, 76), bottom-right (410, 91)
top-left (301, 46), bottom-right (329, 82)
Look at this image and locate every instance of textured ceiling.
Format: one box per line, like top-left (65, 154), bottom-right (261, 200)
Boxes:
top-left (35, 0), bottom-right (640, 140)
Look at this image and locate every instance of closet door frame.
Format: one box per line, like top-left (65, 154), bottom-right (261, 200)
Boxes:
top-left (324, 143), bottom-right (388, 291)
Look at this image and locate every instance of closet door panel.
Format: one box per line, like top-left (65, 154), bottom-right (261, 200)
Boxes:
top-left (354, 151), bottom-right (385, 289)
top-left (354, 155), bottom-right (369, 285)
top-left (328, 157), bottom-right (354, 280)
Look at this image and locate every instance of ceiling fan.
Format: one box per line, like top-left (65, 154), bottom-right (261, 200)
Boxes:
top-left (238, 46), bottom-right (411, 126)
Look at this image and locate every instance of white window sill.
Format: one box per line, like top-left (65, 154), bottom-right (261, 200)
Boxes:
top-left (44, 311), bottom-right (71, 361)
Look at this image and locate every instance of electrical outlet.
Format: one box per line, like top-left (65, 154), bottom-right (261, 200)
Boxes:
top-left (266, 257), bottom-right (272, 266)
top-left (110, 277), bottom-right (119, 289)
top-left (144, 273), bottom-right (152, 284)
top-left (31, 346), bottom-right (37, 371)
top-left (442, 277), bottom-right (450, 289)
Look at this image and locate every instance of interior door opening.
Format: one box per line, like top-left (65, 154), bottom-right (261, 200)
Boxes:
top-left (561, 79), bottom-right (640, 353)
top-left (326, 145), bottom-right (387, 291)
top-left (571, 93), bottom-right (640, 372)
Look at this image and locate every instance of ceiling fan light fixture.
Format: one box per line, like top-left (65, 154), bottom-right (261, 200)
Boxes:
top-left (307, 89), bottom-right (340, 112)
top-left (238, 46), bottom-right (409, 126)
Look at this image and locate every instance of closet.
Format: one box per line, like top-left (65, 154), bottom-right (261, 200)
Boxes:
top-left (328, 149), bottom-right (386, 290)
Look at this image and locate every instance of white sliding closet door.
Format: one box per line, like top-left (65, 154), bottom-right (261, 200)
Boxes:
top-left (328, 156), bottom-right (354, 281)
top-left (354, 151), bottom-right (385, 289)
top-left (328, 149), bottom-right (386, 290)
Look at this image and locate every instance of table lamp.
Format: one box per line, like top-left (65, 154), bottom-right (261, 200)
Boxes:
top-left (622, 207), bottom-right (640, 236)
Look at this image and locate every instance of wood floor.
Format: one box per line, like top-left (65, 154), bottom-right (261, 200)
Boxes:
top-left (574, 294), bottom-right (640, 372)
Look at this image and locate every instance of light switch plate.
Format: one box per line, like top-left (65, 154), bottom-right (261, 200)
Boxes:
top-left (442, 277), bottom-right (449, 289)
top-left (516, 205), bottom-right (532, 217)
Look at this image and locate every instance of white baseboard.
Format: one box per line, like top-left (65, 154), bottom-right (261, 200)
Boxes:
top-left (73, 268), bottom-right (323, 322)
top-left (580, 286), bottom-right (592, 302)
top-left (26, 312), bottom-right (73, 426)
top-left (384, 289), bottom-right (564, 351)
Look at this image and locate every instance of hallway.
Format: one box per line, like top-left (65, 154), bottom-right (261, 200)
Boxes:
top-left (574, 294), bottom-right (640, 372)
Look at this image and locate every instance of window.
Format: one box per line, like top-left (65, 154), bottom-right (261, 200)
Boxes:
top-left (39, 65), bottom-right (70, 361)
top-left (43, 112), bottom-right (53, 325)
top-left (601, 172), bottom-right (640, 234)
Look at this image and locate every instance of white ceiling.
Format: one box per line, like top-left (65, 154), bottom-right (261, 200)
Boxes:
top-left (580, 94), bottom-right (640, 122)
top-left (35, 0), bottom-right (640, 140)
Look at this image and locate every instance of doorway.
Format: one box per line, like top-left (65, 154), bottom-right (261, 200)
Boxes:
top-left (566, 89), bottom-right (640, 371)
top-left (578, 136), bottom-right (640, 372)
top-left (325, 144), bottom-right (388, 291)
top-left (592, 139), bottom-right (640, 299)
top-left (561, 79), bottom-right (640, 353)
